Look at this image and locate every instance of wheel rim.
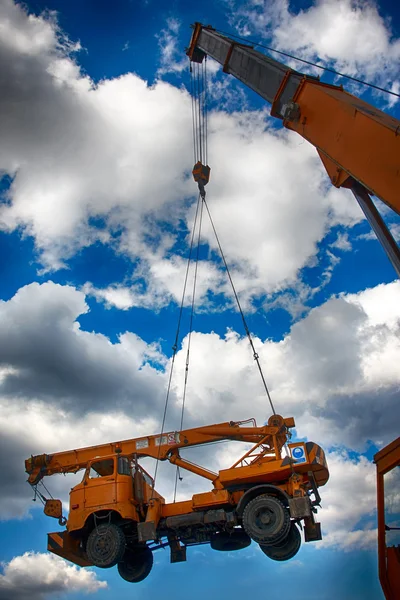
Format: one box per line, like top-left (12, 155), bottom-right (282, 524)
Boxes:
top-left (243, 495), bottom-right (290, 544)
top-left (92, 531), bottom-right (114, 561)
top-left (254, 506), bottom-right (278, 535)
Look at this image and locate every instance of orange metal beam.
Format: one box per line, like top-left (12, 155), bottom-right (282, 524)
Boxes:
top-left (26, 416), bottom-right (294, 485)
top-left (374, 438), bottom-right (400, 600)
top-left (286, 80), bottom-right (400, 215)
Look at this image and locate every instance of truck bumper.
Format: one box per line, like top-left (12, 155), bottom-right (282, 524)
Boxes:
top-left (48, 531), bottom-right (92, 567)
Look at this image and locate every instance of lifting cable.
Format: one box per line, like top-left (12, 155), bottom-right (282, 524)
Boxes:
top-left (172, 198), bottom-right (205, 503)
top-left (152, 192), bottom-right (203, 494)
top-left (202, 198), bottom-right (276, 417)
top-left (156, 52), bottom-right (279, 496)
top-left (189, 51), bottom-right (276, 418)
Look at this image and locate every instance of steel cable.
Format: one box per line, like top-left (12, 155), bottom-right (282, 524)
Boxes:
top-left (202, 198), bottom-right (276, 416)
top-left (152, 193), bottom-right (202, 493)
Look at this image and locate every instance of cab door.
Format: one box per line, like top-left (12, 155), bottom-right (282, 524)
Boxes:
top-left (84, 457), bottom-right (117, 509)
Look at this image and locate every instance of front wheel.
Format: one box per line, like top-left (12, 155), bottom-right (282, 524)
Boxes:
top-left (86, 523), bottom-right (125, 568)
top-left (242, 494), bottom-right (290, 544)
top-left (118, 546), bottom-right (153, 583)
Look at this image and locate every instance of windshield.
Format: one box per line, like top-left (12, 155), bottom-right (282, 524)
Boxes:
top-left (88, 458), bottom-right (114, 478)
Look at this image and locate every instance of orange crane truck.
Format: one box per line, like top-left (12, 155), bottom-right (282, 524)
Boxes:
top-left (25, 414), bottom-right (329, 582)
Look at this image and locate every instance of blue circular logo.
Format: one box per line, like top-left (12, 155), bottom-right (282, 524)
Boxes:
top-left (292, 446), bottom-right (304, 459)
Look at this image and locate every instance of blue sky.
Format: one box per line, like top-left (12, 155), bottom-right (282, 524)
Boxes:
top-left (0, 0), bottom-right (399, 599)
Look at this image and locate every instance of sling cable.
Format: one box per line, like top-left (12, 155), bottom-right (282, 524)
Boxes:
top-left (156, 55), bottom-right (278, 499)
top-left (189, 54), bottom-right (276, 419)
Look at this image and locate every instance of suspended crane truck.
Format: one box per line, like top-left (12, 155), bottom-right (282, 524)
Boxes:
top-left (26, 415), bottom-right (329, 582)
top-left (186, 23), bottom-right (400, 600)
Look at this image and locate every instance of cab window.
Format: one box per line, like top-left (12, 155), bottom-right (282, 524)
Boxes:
top-left (88, 458), bottom-right (114, 478)
top-left (118, 457), bottom-right (131, 476)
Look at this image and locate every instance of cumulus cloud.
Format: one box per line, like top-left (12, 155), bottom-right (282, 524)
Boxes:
top-left (318, 450), bottom-right (377, 550)
top-left (170, 280), bottom-right (400, 449)
top-left (0, 0), bottom-right (192, 269)
top-left (230, 0), bottom-right (400, 104)
top-left (0, 282), bottom-right (168, 412)
top-left (1, 279), bottom-right (397, 549)
top-left (0, 0), bottom-right (365, 311)
top-left (87, 109), bottom-right (363, 312)
top-left (0, 552), bottom-right (107, 600)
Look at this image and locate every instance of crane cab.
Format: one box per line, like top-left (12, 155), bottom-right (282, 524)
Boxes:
top-left (66, 455), bottom-right (158, 533)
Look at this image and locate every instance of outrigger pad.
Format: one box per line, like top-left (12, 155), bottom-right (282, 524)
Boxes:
top-left (138, 521), bottom-right (157, 542)
top-left (170, 544), bottom-right (187, 564)
top-left (304, 520), bottom-right (322, 542)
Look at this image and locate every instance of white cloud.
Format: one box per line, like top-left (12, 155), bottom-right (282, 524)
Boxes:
top-left (0, 280), bottom-right (398, 551)
top-left (170, 280), bottom-right (400, 449)
top-left (330, 232), bottom-right (352, 252)
top-left (87, 109), bottom-right (363, 312)
top-left (156, 17), bottom-right (188, 76)
top-left (84, 255), bottom-right (227, 311)
top-left (230, 0), bottom-right (400, 104)
top-left (359, 222), bottom-right (400, 244)
top-left (0, 0), bottom-right (365, 309)
top-left (0, 552), bottom-right (107, 600)
top-left (318, 450), bottom-right (377, 549)
top-left (0, 282), bottom-right (168, 412)
top-left (0, 0), bottom-right (193, 270)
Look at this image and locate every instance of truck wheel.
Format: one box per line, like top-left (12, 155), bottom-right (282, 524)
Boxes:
top-left (210, 529), bottom-right (251, 551)
top-left (86, 523), bottom-right (125, 568)
top-left (118, 546), bottom-right (153, 583)
top-left (242, 494), bottom-right (290, 544)
top-left (260, 522), bottom-right (301, 561)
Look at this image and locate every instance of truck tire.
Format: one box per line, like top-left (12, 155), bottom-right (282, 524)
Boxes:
top-left (86, 523), bottom-right (125, 568)
top-left (242, 494), bottom-right (290, 544)
top-left (260, 522), bottom-right (301, 561)
top-left (210, 529), bottom-right (251, 552)
top-left (118, 546), bottom-right (153, 583)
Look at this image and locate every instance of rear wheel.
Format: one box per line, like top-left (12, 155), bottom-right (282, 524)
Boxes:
top-left (118, 546), bottom-right (153, 583)
top-left (242, 494), bottom-right (290, 544)
top-left (210, 529), bottom-right (251, 552)
top-left (86, 523), bottom-right (125, 568)
top-left (260, 523), bottom-right (301, 561)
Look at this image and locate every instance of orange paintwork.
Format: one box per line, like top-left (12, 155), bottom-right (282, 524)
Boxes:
top-left (374, 438), bottom-right (400, 600)
top-left (48, 531), bottom-right (92, 567)
top-left (27, 415), bottom-right (329, 567)
top-left (67, 457), bottom-right (143, 531)
top-left (26, 417), bottom-right (295, 485)
top-left (192, 489), bottom-right (232, 509)
top-left (285, 80), bottom-right (400, 215)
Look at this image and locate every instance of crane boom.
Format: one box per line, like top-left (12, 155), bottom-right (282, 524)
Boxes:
top-left (26, 416), bottom-right (294, 485)
top-left (187, 24), bottom-right (400, 215)
top-left (187, 24), bottom-right (400, 278)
